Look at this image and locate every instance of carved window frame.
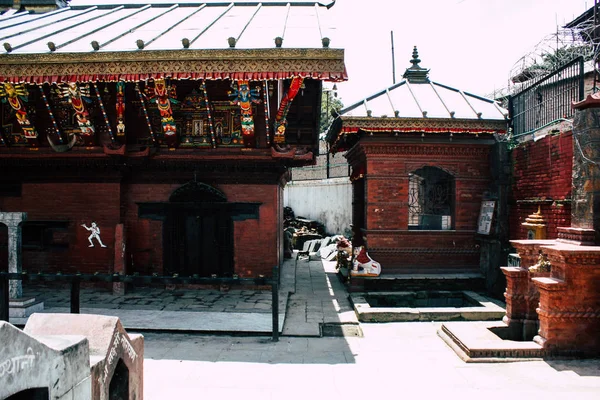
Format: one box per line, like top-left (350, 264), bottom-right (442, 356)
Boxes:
top-left (408, 166), bottom-right (455, 231)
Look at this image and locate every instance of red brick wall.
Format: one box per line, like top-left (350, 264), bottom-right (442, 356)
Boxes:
top-left (0, 181), bottom-right (280, 278)
top-left (122, 183), bottom-right (178, 275)
top-left (0, 183), bottom-right (120, 274)
top-left (509, 132), bottom-right (572, 240)
top-left (359, 142), bottom-right (491, 272)
top-left (221, 184), bottom-right (279, 277)
top-left (121, 182), bottom-right (279, 277)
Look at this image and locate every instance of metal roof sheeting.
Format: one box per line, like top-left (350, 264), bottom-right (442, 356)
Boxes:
top-left (341, 80), bottom-right (507, 121)
top-left (0, 2), bottom-right (339, 54)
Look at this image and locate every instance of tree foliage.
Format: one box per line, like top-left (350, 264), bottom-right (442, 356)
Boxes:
top-left (319, 91), bottom-right (343, 136)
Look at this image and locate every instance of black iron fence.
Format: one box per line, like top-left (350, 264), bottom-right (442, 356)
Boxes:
top-left (509, 56), bottom-right (585, 137)
top-left (0, 269), bottom-right (280, 341)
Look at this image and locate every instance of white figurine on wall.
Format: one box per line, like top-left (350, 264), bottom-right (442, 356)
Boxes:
top-left (81, 221), bottom-right (107, 248)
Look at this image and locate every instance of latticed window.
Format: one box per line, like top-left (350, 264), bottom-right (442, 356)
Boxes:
top-left (408, 167), bottom-right (454, 230)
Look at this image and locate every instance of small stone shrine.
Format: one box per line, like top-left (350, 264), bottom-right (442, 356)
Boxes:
top-left (25, 313), bottom-right (145, 400)
top-left (0, 320), bottom-right (91, 400)
top-left (521, 206), bottom-right (547, 240)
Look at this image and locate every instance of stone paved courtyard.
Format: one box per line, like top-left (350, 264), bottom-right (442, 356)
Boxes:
top-left (141, 323), bottom-right (600, 400)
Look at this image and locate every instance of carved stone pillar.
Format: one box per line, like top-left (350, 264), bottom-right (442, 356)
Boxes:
top-left (562, 95), bottom-right (600, 245)
top-left (507, 240), bottom-right (555, 341)
top-left (500, 266), bottom-right (528, 339)
top-left (532, 244), bottom-right (600, 357)
top-left (0, 212), bottom-right (27, 299)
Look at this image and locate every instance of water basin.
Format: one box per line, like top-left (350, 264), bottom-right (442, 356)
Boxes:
top-left (350, 290), bottom-right (505, 322)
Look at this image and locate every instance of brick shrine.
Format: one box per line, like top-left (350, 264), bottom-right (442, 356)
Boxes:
top-left (502, 93), bottom-right (600, 357)
top-left (325, 47), bottom-right (508, 276)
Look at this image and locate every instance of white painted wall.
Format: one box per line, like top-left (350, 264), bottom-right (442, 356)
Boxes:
top-left (284, 177), bottom-right (352, 236)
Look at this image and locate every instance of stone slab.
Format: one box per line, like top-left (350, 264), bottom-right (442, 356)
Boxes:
top-left (9, 298), bottom-right (44, 318)
top-left (9, 297), bottom-right (37, 307)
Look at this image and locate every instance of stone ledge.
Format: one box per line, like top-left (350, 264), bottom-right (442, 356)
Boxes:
top-left (350, 291), bottom-right (505, 323)
top-left (438, 321), bottom-right (544, 363)
top-left (532, 277), bottom-right (567, 291)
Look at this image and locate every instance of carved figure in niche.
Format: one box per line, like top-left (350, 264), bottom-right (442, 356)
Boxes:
top-left (0, 82), bottom-right (38, 140)
top-left (351, 246), bottom-right (381, 277)
top-left (117, 119), bottom-right (125, 135)
top-left (81, 221), bottom-right (107, 248)
top-left (147, 78), bottom-right (179, 146)
top-left (228, 80), bottom-right (261, 137)
top-left (59, 82), bottom-right (95, 143)
top-left (211, 102), bottom-right (243, 146)
top-left (529, 250), bottom-right (551, 273)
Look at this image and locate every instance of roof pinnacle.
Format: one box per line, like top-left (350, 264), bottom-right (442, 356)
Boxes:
top-left (403, 46), bottom-right (430, 84)
top-left (411, 46), bottom-right (421, 67)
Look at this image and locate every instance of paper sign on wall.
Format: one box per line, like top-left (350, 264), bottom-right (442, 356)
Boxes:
top-left (477, 201), bottom-right (495, 235)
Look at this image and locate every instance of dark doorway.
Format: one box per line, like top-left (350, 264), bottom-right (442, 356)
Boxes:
top-left (7, 388), bottom-right (49, 400)
top-left (163, 182), bottom-right (234, 277)
top-left (109, 359), bottom-right (129, 400)
top-left (0, 223), bottom-right (7, 271)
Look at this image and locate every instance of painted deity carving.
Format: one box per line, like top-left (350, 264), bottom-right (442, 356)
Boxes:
top-left (350, 246), bottom-right (381, 277)
top-left (273, 77), bottom-right (304, 144)
top-left (147, 78), bottom-right (179, 147)
top-left (228, 80), bottom-right (261, 138)
top-left (116, 81), bottom-right (126, 136)
top-left (0, 82), bottom-right (38, 142)
top-left (59, 83), bottom-right (95, 144)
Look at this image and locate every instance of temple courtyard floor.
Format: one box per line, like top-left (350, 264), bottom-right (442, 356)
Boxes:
top-left (13, 256), bottom-right (600, 398)
top-left (141, 323), bottom-right (600, 400)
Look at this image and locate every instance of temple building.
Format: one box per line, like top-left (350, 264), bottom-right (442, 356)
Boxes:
top-left (0, 1), bottom-right (346, 279)
top-left (326, 48), bottom-right (508, 276)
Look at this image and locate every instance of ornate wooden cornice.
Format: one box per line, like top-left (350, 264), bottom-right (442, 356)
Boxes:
top-left (361, 143), bottom-right (490, 157)
top-left (0, 48), bottom-right (346, 83)
top-left (339, 116), bottom-right (507, 132)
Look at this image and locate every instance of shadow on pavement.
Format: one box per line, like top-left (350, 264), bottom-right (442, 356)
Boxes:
top-left (545, 359), bottom-right (600, 377)
top-left (140, 332), bottom-right (358, 364)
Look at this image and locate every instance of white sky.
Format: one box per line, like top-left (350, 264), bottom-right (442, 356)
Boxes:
top-left (328, 0), bottom-right (591, 106)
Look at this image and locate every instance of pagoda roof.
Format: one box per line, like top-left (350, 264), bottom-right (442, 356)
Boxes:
top-left (339, 80), bottom-right (507, 120)
top-left (0, 1), bottom-right (346, 83)
top-left (326, 47), bottom-right (507, 152)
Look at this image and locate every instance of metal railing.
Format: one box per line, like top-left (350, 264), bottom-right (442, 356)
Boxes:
top-left (0, 268), bottom-right (280, 341)
top-left (509, 56), bottom-right (584, 137)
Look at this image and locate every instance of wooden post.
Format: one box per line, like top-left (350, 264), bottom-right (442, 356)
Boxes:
top-left (0, 274), bottom-right (8, 322)
top-left (271, 266), bottom-right (279, 342)
top-left (70, 277), bottom-right (80, 314)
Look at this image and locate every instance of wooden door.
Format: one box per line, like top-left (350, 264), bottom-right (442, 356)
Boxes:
top-left (164, 209), bottom-right (233, 277)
